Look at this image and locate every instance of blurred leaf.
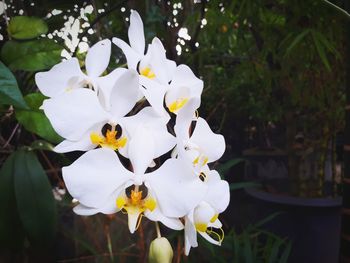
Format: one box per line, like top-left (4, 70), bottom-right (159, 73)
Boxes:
top-left (255, 212), bottom-right (283, 228)
top-left (0, 61), bottom-right (28, 109)
top-left (1, 39), bottom-right (62, 71)
top-left (0, 153), bottom-right (25, 249)
top-left (8, 16), bottom-right (48, 40)
top-left (15, 93), bottom-right (62, 143)
top-left (243, 231), bottom-right (254, 263)
top-left (268, 239), bottom-right (283, 263)
top-left (14, 150), bottom-right (57, 248)
top-left (279, 242), bottom-right (292, 263)
top-left (230, 182), bottom-right (260, 191)
top-left (217, 158), bottom-right (244, 176)
top-left (312, 30), bottom-right (331, 71)
top-left (285, 30), bottom-right (310, 56)
top-left (31, 140), bottom-right (55, 151)
top-left (24, 92), bottom-right (47, 109)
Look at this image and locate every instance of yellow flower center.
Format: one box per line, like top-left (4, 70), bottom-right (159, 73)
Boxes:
top-left (168, 98), bottom-right (189, 113)
top-left (90, 129), bottom-right (127, 151)
top-left (195, 221), bottom-right (225, 244)
top-left (140, 67), bottom-right (156, 79)
top-left (116, 189), bottom-right (157, 232)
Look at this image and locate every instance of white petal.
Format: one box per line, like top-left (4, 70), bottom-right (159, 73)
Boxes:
top-left (205, 170), bottom-right (230, 213)
top-left (149, 38), bottom-right (170, 84)
top-left (174, 98), bottom-right (200, 140)
top-left (184, 212), bottom-right (198, 256)
top-left (128, 126), bottom-right (155, 175)
top-left (147, 158), bottom-right (207, 218)
top-left (73, 188), bottom-right (122, 215)
top-left (198, 231), bottom-right (221, 246)
top-left (191, 117), bottom-right (225, 163)
top-left (112, 37), bottom-right (141, 70)
top-left (62, 148), bottom-right (132, 208)
top-left (54, 121), bottom-right (105, 153)
top-left (121, 107), bottom-right (174, 158)
top-left (171, 65), bottom-right (203, 98)
top-left (97, 68), bottom-right (127, 110)
top-left (85, 39), bottom-right (111, 78)
top-left (127, 208), bottom-right (142, 234)
top-left (140, 76), bottom-right (169, 117)
top-left (54, 137), bottom-right (95, 153)
top-left (128, 10), bottom-right (145, 55)
top-left (35, 58), bottom-right (84, 97)
top-left (41, 89), bottom-right (109, 141)
top-left (193, 202), bottom-right (216, 225)
top-left (144, 207), bottom-right (184, 230)
top-left (110, 69), bottom-right (140, 120)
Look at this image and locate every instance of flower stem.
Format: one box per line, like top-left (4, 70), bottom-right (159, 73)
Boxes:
top-left (155, 222), bottom-right (161, 238)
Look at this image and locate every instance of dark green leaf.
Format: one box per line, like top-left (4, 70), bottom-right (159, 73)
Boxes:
top-left (0, 153), bottom-right (25, 249)
top-left (267, 239), bottom-right (283, 263)
top-left (312, 30), bottom-right (331, 71)
top-left (285, 30), bottom-right (310, 56)
top-left (279, 242), bottom-right (292, 263)
top-left (1, 39), bottom-right (62, 71)
top-left (230, 182), bottom-right (260, 191)
top-left (0, 61), bottom-right (28, 109)
top-left (217, 158), bottom-right (244, 176)
top-left (255, 212), bottom-right (282, 228)
top-left (243, 231), bottom-right (254, 263)
top-left (8, 16), bottom-right (48, 40)
top-left (31, 140), bottom-right (55, 151)
top-left (16, 93), bottom-right (62, 143)
top-left (14, 150), bottom-right (57, 248)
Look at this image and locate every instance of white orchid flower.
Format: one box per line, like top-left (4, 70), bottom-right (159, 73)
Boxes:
top-left (184, 169), bottom-right (230, 255)
top-left (41, 70), bottom-right (140, 153)
top-left (63, 125), bottom-right (207, 233)
top-left (35, 39), bottom-right (125, 109)
top-left (112, 10), bottom-right (177, 116)
top-left (174, 98), bottom-right (226, 173)
top-left (165, 65), bottom-right (203, 114)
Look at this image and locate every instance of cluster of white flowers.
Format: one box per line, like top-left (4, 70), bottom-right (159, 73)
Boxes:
top-left (36, 10), bottom-right (230, 255)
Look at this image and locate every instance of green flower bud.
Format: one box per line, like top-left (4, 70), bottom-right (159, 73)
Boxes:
top-left (148, 237), bottom-right (173, 263)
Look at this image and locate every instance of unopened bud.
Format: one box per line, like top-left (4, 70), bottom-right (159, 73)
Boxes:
top-left (148, 237), bottom-right (173, 263)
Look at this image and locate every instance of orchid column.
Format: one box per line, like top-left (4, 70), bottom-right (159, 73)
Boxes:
top-left (36, 9), bottom-right (230, 259)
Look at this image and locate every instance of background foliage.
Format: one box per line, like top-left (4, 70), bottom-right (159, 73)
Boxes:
top-left (0, 0), bottom-right (346, 262)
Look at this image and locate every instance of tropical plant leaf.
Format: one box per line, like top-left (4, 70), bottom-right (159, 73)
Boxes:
top-left (8, 16), bottom-right (48, 40)
top-left (0, 153), bottom-right (25, 249)
top-left (1, 39), bottom-right (63, 71)
top-left (15, 93), bottom-right (62, 143)
top-left (0, 61), bottom-right (28, 109)
top-left (13, 150), bottom-right (57, 248)
top-left (312, 30), bottom-right (331, 71)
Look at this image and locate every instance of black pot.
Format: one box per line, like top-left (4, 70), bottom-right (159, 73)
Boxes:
top-left (245, 186), bottom-right (342, 263)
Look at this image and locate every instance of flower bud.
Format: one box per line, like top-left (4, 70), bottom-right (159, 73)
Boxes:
top-left (148, 237), bottom-right (173, 263)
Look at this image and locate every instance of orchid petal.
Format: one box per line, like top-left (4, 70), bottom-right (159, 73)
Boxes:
top-left (112, 37), bottom-right (141, 70)
top-left (62, 148), bottom-right (132, 208)
top-left (149, 38), bottom-right (170, 84)
top-left (140, 76), bottom-right (168, 117)
top-left (110, 69), bottom-right (140, 120)
top-left (174, 98), bottom-right (200, 140)
top-left (54, 121), bottom-right (105, 153)
top-left (191, 117), bottom-right (226, 163)
top-left (122, 107), bottom-right (174, 158)
top-left (128, 126), bottom-right (155, 175)
top-left (97, 68), bottom-right (127, 110)
top-left (205, 170), bottom-right (230, 213)
top-left (171, 65), bottom-right (203, 97)
top-left (128, 10), bottom-right (145, 55)
top-left (85, 39), bottom-right (111, 78)
top-left (148, 158), bottom-right (207, 218)
top-left (73, 188), bottom-right (123, 215)
top-left (184, 212), bottom-right (198, 256)
top-left (35, 58), bottom-right (84, 97)
top-left (144, 207), bottom-right (184, 230)
top-left (41, 89), bottom-right (109, 141)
